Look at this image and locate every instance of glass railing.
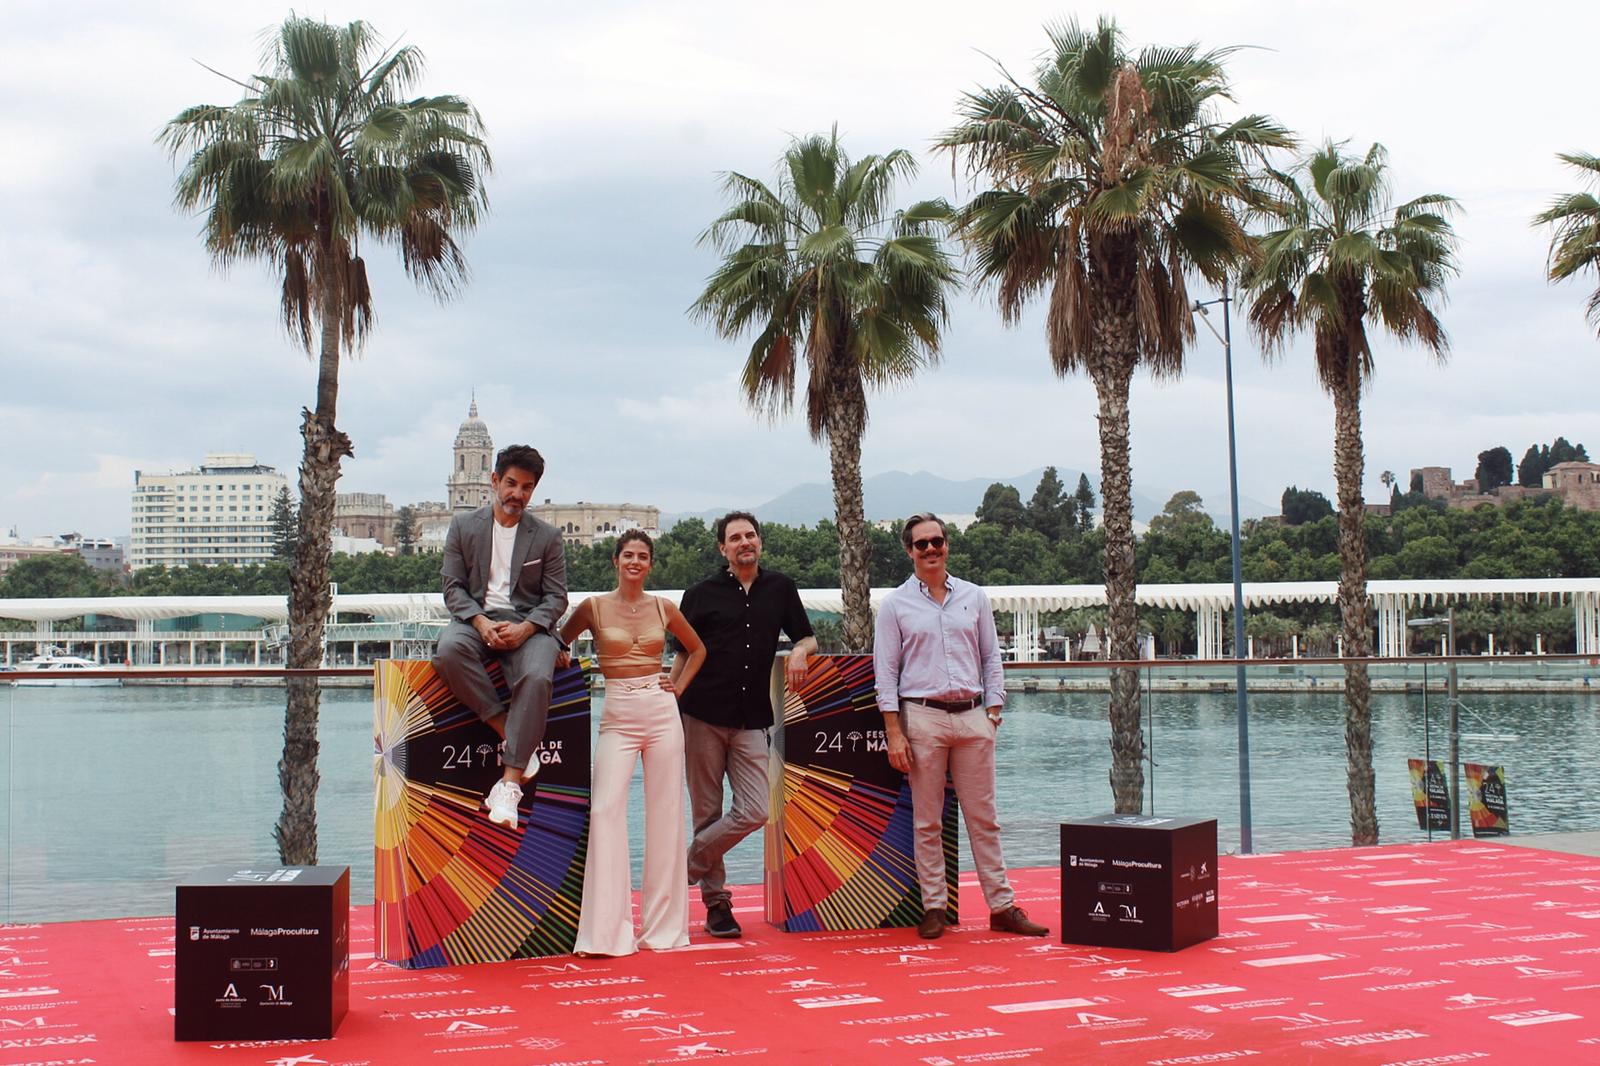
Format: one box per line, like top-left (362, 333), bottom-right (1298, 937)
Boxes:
top-left (3, 654), bottom-right (1597, 925)
top-left (997, 654), bottom-right (1600, 861)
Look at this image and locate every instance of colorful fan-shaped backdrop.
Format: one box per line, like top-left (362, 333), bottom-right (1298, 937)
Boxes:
top-left (766, 654), bottom-right (958, 932)
top-left (374, 658), bottom-right (591, 967)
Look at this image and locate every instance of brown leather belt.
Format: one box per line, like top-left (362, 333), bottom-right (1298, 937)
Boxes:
top-left (911, 696), bottom-right (981, 712)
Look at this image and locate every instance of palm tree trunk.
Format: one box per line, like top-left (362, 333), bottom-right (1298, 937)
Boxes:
top-left (277, 266), bottom-right (353, 865)
top-left (1331, 375), bottom-right (1376, 846)
top-left (826, 370), bottom-right (872, 653)
top-left (1093, 357), bottom-right (1144, 813)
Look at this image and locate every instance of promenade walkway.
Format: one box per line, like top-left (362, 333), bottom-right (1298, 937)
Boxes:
top-left (1504, 829), bottom-right (1600, 857)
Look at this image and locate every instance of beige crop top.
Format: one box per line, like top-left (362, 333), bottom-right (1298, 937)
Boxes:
top-left (591, 595), bottom-right (668, 673)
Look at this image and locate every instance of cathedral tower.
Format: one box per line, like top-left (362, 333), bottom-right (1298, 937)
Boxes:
top-left (448, 396), bottom-right (494, 511)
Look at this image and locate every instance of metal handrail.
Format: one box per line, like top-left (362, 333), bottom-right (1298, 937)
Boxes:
top-left (1004, 652), bottom-right (1600, 668)
top-left (6, 653), bottom-right (1594, 682)
top-left (4, 666), bottom-right (372, 681)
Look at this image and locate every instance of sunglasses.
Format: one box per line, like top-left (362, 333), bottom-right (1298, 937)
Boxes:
top-left (912, 536), bottom-right (947, 551)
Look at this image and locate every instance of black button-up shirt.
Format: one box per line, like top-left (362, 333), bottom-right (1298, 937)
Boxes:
top-left (676, 566), bottom-right (813, 729)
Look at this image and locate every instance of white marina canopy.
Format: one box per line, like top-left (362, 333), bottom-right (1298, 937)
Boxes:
top-left (3, 579), bottom-right (1598, 656)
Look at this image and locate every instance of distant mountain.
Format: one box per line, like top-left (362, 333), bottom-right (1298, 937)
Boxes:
top-left (663, 467), bottom-right (1181, 527)
top-left (1191, 487), bottom-right (1277, 526)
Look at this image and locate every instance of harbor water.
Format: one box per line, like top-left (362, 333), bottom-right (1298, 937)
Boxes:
top-left (3, 682), bottom-right (1597, 924)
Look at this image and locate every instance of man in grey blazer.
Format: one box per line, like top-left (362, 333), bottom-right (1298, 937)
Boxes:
top-left (433, 444), bottom-right (569, 830)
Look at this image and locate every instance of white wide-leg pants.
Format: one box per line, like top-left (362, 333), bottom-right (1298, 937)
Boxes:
top-left (574, 677), bottom-right (689, 956)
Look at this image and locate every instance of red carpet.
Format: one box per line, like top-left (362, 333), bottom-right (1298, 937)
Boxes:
top-left (5, 841), bottom-right (1600, 1065)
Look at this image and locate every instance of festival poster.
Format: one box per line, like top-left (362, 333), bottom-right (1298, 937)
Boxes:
top-left (1464, 763), bottom-right (1510, 837)
top-left (767, 654), bottom-right (959, 932)
top-left (1408, 758), bottom-right (1450, 831)
top-left (373, 658), bottom-right (592, 966)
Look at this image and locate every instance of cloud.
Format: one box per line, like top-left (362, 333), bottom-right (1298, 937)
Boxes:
top-left (4, 0), bottom-right (1599, 540)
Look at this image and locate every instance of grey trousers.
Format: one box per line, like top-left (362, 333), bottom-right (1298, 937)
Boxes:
top-left (683, 714), bottom-right (770, 908)
top-left (432, 611), bottom-right (558, 771)
top-left (902, 700), bottom-right (1015, 914)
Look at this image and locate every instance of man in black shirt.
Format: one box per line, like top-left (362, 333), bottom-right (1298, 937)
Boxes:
top-left (673, 511), bottom-right (815, 938)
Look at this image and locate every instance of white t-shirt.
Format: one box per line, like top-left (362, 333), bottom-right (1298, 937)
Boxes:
top-left (485, 520), bottom-right (518, 612)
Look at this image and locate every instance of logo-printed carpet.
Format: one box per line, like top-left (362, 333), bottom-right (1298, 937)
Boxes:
top-left (4, 841), bottom-right (1600, 1064)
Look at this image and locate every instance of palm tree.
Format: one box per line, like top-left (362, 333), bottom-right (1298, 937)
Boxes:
top-left (161, 16), bottom-right (490, 863)
top-left (1243, 142), bottom-right (1458, 845)
top-left (938, 18), bottom-right (1289, 813)
top-left (691, 129), bottom-right (958, 651)
top-left (1535, 152), bottom-right (1600, 336)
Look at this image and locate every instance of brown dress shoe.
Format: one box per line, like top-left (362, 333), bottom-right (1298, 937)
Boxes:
top-left (989, 905), bottom-right (1048, 937)
top-left (917, 910), bottom-right (945, 939)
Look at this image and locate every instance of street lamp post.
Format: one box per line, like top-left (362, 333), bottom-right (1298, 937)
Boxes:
top-left (1194, 280), bottom-right (1253, 854)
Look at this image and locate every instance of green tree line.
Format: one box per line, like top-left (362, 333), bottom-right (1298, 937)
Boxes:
top-left (9, 492), bottom-right (1595, 602)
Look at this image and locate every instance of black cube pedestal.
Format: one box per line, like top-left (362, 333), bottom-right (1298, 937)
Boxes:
top-left (1061, 815), bottom-right (1217, 952)
top-left (175, 864), bottom-right (349, 1041)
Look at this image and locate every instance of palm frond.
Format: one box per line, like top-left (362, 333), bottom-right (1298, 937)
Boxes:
top-left (281, 247), bottom-right (313, 349)
top-left (164, 12), bottom-right (489, 374)
top-left (1534, 151), bottom-right (1600, 334)
top-left (951, 16), bottom-right (1286, 390)
top-left (692, 130), bottom-right (959, 435)
top-left (1393, 192), bottom-right (1459, 221)
top-left (1328, 232), bottom-right (1379, 272)
top-left (737, 324), bottom-right (797, 417)
top-left (1214, 113), bottom-right (1295, 155)
top-left (799, 224), bottom-right (857, 264)
top-left (363, 44), bottom-right (425, 99)
top-left (1246, 280), bottom-right (1299, 354)
top-left (1172, 195), bottom-right (1245, 275)
top-left (1086, 170), bottom-right (1156, 227)
top-left (1244, 142), bottom-right (1458, 389)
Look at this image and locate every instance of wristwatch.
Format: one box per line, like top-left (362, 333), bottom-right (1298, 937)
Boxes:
top-left (987, 711), bottom-right (1002, 724)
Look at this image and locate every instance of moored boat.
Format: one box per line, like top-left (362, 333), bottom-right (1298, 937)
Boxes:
top-left (10, 652), bottom-right (123, 687)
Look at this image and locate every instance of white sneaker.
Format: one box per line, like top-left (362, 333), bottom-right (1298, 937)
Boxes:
top-left (485, 780), bottom-right (523, 829)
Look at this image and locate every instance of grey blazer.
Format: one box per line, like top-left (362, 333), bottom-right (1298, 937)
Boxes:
top-left (440, 506), bottom-right (569, 632)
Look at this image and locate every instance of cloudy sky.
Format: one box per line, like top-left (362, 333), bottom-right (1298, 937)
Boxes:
top-left (3, 0), bottom-right (1596, 539)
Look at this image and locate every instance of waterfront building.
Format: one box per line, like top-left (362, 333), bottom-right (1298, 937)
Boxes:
top-left (128, 453), bottom-right (288, 570)
top-left (0, 533), bottom-right (125, 578)
top-left (335, 492), bottom-right (396, 546)
top-left (2, 578), bottom-right (1599, 666)
top-left (533, 500), bottom-right (661, 547)
top-left (55, 533), bottom-right (124, 574)
top-left (408, 500), bottom-right (454, 551)
top-left (0, 541), bottom-right (65, 577)
top-left (330, 534), bottom-right (385, 556)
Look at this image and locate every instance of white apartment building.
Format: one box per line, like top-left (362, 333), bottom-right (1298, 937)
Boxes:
top-left (130, 453), bottom-right (289, 570)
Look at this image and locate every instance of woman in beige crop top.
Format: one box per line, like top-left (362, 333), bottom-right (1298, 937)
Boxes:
top-left (557, 531), bottom-right (705, 956)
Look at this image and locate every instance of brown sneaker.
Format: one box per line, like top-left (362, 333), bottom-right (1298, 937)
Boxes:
top-left (989, 905), bottom-right (1048, 937)
top-left (916, 910), bottom-right (945, 939)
